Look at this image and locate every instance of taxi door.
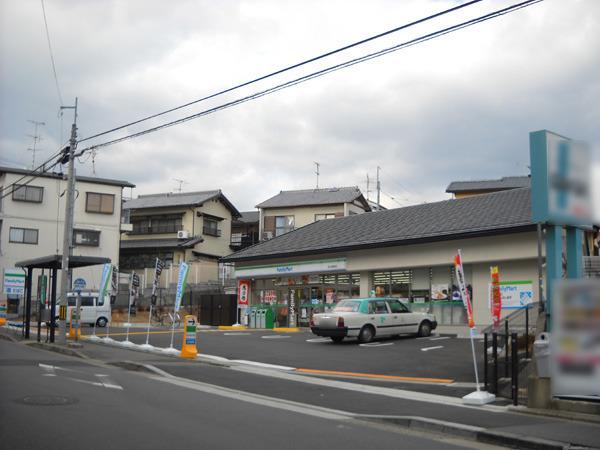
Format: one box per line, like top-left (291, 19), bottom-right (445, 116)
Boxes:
top-left (368, 300), bottom-right (393, 336)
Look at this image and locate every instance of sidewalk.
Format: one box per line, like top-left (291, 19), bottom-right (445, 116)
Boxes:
top-left (5, 327), bottom-right (597, 450)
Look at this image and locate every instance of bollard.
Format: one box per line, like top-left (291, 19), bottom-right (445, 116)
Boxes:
top-left (525, 306), bottom-right (529, 359)
top-left (483, 333), bottom-right (488, 391)
top-left (492, 332), bottom-right (498, 395)
top-left (511, 332), bottom-right (518, 406)
top-left (504, 319), bottom-right (509, 378)
top-left (180, 315), bottom-right (198, 359)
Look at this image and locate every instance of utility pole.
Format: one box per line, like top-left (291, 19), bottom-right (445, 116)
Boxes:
top-left (58, 98), bottom-right (77, 345)
top-left (27, 120), bottom-right (45, 169)
top-left (376, 166), bottom-right (381, 209)
top-left (314, 162), bottom-right (320, 189)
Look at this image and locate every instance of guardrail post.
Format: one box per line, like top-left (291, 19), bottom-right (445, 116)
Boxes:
top-left (504, 319), bottom-right (509, 378)
top-left (492, 332), bottom-right (498, 395)
top-left (483, 332), bottom-right (488, 391)
top-left (511, 332), bottom-right (518, 406)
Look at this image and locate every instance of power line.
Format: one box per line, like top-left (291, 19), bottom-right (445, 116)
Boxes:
top-left (40, 0), bottom-right (63, 106)
top-left (78, 0), bottom-right (543, 155)
top-left (78, 0), bottom-right (484, 144)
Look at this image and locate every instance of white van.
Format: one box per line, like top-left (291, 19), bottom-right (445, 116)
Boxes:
top-left (65, 291), bottom-right (111, 327)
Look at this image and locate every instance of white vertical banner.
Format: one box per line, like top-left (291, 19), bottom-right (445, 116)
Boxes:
top-left (169, 262), bottom-right (189, 351)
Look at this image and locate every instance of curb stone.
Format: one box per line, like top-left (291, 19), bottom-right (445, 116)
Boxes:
top-left (360, 415), bottom-right (572, 450)
top-left (26, 341), bottom-right (89, 359)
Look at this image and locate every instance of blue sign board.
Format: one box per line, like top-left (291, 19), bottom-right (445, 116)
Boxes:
top-left (73, 278), bottom-right (86, 292)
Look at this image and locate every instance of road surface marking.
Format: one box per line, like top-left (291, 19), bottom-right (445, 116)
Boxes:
top-left (421, 346), bottom-right (444, 352)
top-left (261, 335), bottom-right (291, 339)
top-left (359, 342), bottom-right (394, 347)
top-left (295, 368), bottom-right (453, 384)
top-left (95, 374), bottom-right (124, 390)
top-left (232, 360), bottom-right (295, 371)
top-left (429, 337), bottom-right (451, 341)
top-left (39, 363), bottom-right (57, 376)
top-left (306, 338), bottom-right (330, 343)
top-left (224, 332), bottom-right (251, 336)
top-left (40, 364), bottom-right (123, 390)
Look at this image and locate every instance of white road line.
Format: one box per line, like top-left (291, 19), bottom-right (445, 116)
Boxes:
top-left (421, 346), bottom-right (444, 352)
top-left (306, 338), bottom-right (330, 343)
top-left (429, 337), bottom-right (451, 341)
top-left (261, 335), bottom-right (291, 339)
top-left (359, 342), bottom-right (394, 347)
top-left (232, 360), bottom-right (296, 371)
top-left (224, 332), bottom-right (251, 336)
top-left (95, 374), bottom-right (124, 390)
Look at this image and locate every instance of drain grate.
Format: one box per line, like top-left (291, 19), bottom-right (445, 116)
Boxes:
top-left (16, 395), bottom-right (78, 406)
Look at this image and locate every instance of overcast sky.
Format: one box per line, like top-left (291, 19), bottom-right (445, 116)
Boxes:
top-left (1, 0), bottom-right (598, 213)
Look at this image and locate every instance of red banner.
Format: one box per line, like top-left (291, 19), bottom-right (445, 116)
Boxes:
top-left (237, 280), bottom-right (250, 306)
top-left (490, 266), bottom-right (502, 328)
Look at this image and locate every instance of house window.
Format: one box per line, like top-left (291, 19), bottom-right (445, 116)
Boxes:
top-left (73, 229), bottom-right (100, 247)
top-left (203, 218), bottom-right (221, 237)
top-left (131, 215), bottom-right (182, 234)
top-left (275, 216), bottom-right (294, 236)
top-left (86, 192), bottom-right (115, 214)
top-left (12, 184), bottom-right (44, 203)
top-left (315, 213), bottom-right (335, 221)
top-left (9, 227), bottom-right (38, 244)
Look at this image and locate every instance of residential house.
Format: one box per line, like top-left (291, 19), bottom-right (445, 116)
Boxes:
top-left (256, 186), bottom-right (370, 240)
top-left (0, 166), bottom-right (134, 312)
top-left (120, 190), bottom-right (241, 285)
top-left (230, 211), bottom-right (259, 251)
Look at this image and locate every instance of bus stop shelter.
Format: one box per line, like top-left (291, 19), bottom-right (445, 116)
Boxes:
top-left (15, 255), bottom-right (111, 343)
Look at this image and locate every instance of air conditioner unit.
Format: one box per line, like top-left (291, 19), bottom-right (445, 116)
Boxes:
top-left (177, 230), bottom-right (190, 239)
top-left (262, 231), bottom-right (273, 241)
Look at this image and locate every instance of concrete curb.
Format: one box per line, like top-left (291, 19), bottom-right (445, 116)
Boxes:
top-left (0, 331), bottom-right (18, 343)
top-left (508, 405), bottom-right (600, 425)
top-left (26, 341), bottom-right (89, 359)
top-left (218, 325), bottom-right (248, 331)
top-left (360, 415), bottom-right (572, 450)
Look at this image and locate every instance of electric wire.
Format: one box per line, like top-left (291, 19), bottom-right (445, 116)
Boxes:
top-left (40, 0), bottom-right (64, 106)
top-left (78, 0), bottom-right (484, 143)
top-left (79, 0), bottom-right (543, 155)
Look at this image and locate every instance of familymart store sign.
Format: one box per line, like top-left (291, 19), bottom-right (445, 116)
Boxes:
top-left (235, 258), bottom-right (347, 278)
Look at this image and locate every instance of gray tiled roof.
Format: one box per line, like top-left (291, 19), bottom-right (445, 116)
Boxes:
top-left (123, 190), bottom-right (241, 218)
top-left (446, 176), bottom-right (530, 193)
top-left (256, 186), bottom-right (369, 209)
top-left (235, 211), bottom-right (259, 224)
top-left (120, 237), bottom-right (203, 249)
top-left (223, 188), bottom-right (534, 262)
top-left (0, 165), bottom-right (135, 188)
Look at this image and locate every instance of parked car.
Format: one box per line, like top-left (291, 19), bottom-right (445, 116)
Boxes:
top-left (310, 297), bottom-right (437, 343)
top-left (47, 291), bottom-right (111, 327)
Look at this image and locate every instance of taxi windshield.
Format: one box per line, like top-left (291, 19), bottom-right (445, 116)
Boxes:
top-left (333, 300), bottom-right (361, 313)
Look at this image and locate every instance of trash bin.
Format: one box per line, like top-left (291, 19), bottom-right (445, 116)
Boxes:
top-left (534, 332), bottom-right (551, 378)
top-left (264, 308), bottom-right (274, 329)
top-left (257, 309), bottom-right (265, 328)
top-left (249, 309), bottom-right (257, 329)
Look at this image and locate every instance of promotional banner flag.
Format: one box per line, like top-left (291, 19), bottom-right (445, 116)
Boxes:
top-left (152, 258), bottom-right (165, 296)
top-left (490, 266), bottom-right (502, 328)
top-left (175, 262), bottom-right (189, 312)
top-left (110, 266), bottom-right (118, 296)
top-left (454, 250), bottom-right (475, 329)
top-left (98, 264), bottom-right (112, 304)
top-left (237, 280), bottom-right (250, 306)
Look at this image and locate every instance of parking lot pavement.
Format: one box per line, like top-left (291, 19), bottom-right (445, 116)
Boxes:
top-left (80, 326), bottom-right (486, 390)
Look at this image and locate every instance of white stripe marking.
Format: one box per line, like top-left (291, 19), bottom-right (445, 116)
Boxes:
top-left (421, 346), bottom-right (444, 352)
top-left (224, 332), bottom-right (251, 336)
top-left (359, 342), bottom-right (394, 347)
top-left (261, 335), bottom-right (290, 339)
top-left (232, 360), bottom-right (296, 371)
top-left (429, 337), bottom-right (451, 341)
top-left (306, 338), bottom-right (330, 343)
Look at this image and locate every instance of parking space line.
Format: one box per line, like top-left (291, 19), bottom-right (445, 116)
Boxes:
top-left (224, 332), bottom-right (251, 336)
top-left (429, 337), bottom-right (451, 341)
top-left (306, 338), bottom-right (331, 343)
top-left (261, 335), bottom-right (291, 339)
top-left (421, 346), bottom-right (444, 352)
top-left (295, 368), bottom-right (453, 384)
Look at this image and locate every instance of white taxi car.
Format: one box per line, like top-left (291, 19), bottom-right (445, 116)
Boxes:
top-left (310, 297), bottom-right (437, 343)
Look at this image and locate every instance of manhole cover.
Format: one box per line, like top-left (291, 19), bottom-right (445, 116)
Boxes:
top-left (16, 395), bottom-right (78, 406)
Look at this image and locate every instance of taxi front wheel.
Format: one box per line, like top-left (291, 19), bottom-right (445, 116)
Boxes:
top-left (358, 325), bottom-right (375, 343)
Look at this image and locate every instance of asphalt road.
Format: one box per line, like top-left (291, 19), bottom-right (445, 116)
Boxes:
top-left (0, 339), bottom-right (500, 450)
top-left (85, 326), bottom-right (483, 382)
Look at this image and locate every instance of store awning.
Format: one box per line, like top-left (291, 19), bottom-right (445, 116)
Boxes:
top-left (15, 254), bottom-right (111, 269)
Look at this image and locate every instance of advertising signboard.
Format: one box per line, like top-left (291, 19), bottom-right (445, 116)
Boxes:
top-left (3, 269), bottom-right (25, 295)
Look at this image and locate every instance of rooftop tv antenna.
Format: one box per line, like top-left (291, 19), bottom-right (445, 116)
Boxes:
top-left (314, 162), bottom-right (320, 189)
top-left (27, 120), bottom-right (45, 169)
top-left (173, 178), bottom-right (187, 193)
